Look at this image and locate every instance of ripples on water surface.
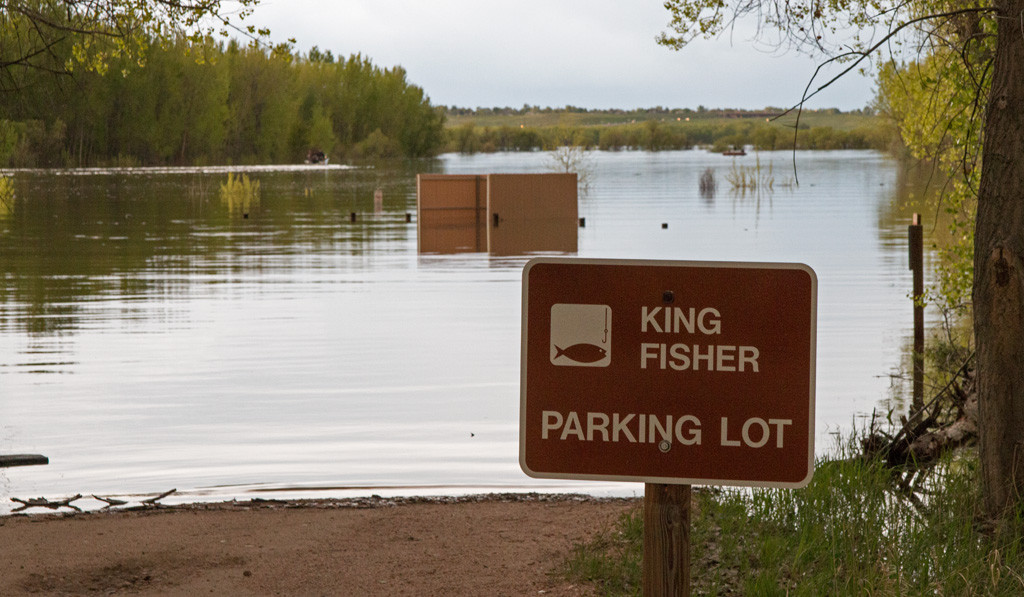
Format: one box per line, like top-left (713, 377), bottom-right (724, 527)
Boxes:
top-left (0, 151), bottom-right (936, 511)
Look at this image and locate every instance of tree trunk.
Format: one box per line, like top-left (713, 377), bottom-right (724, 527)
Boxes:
top-left (974, 0), bottom-right (1024, 520)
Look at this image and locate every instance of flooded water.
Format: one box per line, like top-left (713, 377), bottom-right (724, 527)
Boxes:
top-left (0, 150), bottom-right (935, 511)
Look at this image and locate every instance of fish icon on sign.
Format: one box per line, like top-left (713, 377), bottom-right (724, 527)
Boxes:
top-left (554, 343), bottom-right (607, 364)
top-left (550, 304), bottom-right (611, 367)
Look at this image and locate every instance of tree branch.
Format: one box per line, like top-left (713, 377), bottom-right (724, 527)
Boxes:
top-left (770, 6), bottom-right (997, 183)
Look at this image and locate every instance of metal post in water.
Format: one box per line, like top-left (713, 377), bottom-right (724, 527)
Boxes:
top-left (908, 213), bottom-right (924, 411)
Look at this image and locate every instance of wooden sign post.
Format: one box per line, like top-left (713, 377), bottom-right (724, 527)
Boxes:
top-left (520, 258), bottom-right (818, 596)
top-left (643, 483), bottom-right (691, 596)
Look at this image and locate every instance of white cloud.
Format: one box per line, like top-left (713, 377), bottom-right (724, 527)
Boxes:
top-left (249, 0), bottom-right (875, 110)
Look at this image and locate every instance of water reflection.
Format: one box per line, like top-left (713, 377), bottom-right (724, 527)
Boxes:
top-left (875, 159), bottom-right (960, 418)
top-left (0, 163), bottom-right (424, 338)
top-left (698, 167), bottom-right (716, 204)
top-left (0, 150), bottom-right (948, 509)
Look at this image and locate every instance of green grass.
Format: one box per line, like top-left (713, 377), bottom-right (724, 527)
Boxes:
top-left (0, 175), bottom-right (13, 216)
top-left (562, 507), bottom-right (645, 595)
top-left (561, 441), bottom-right (1024, 596)
top-left (219, 172), bottom-right (261, 216)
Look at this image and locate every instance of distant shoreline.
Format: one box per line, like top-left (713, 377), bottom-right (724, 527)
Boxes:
top-left (3, 491), bottom-right (638, 518)
top-left (0, 163), bottom-right (357, 177)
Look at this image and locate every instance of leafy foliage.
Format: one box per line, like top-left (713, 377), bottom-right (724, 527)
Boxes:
top-left (873, 7), bottom-right (994, 328)
top-left (0, 0), bottom-right (277, 84)
top-left (659, 1), bottom-right (994, 55)
top-left (0, 38), bottom-right (445, 165)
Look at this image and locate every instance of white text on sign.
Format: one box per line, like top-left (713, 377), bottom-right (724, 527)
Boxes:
top-left (639, 306), bottom-right (760, 372)
top-left (540, 411), bottom-right (792, 448)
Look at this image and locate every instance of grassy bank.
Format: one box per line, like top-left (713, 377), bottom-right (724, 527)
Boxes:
top-left (562, 440), bottom-right (1024, 596)
top-left (442, 107), bottom-right (895, 154)
top-left (445, 106), bottom-right (878, 130)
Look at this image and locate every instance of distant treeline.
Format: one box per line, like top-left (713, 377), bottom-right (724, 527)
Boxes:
top-left (443, 118), bottom-right (894, 154)
top-left (445, 104), bottom-right (877, 120)
top-left (0, 41), bottom-right (445, 167)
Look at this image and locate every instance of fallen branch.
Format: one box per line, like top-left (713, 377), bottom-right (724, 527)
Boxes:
top-left (862, 354), bottom-right (977, 470)
top-left (906, 392), bottom-right (978, 462)
top-left (92, 495), bottom-right (128, 508)
top-left (10, 494), bottom-right (82, 512)
top-left (141, 488), bottom-right (176, 506)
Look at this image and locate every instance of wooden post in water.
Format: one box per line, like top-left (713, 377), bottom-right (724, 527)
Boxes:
top-left (643, 483), bottom-right (691, 597)
top-left (909, 213), bottom-right (925, 411)
top-left (373, 188), bottom-right (384, 214)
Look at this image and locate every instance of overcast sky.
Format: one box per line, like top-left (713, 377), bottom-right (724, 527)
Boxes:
top-left (247, 0), bottom-right (876, 111)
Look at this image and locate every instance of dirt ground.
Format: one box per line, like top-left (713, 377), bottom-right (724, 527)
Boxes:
top-left (0, 493), bottom-right (638, 596)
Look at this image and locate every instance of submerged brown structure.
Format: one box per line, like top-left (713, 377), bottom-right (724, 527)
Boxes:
top-left (416, 173), bottom-right (578, 256)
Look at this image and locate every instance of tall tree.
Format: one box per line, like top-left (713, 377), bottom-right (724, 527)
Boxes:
top-left (972, 0), bottom-right (1024, 522)
top-left (660, 0), bottom-right (1024, 521)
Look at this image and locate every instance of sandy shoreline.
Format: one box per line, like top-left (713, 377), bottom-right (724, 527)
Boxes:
top-left (1, 493), bottom-right (638, 596)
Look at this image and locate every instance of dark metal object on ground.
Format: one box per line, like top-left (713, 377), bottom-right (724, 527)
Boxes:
top-left (0, 454), bottom-right (48, 468)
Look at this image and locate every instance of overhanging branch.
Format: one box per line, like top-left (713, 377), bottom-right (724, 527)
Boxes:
top-left (770, 6), bottom-right (996, 183)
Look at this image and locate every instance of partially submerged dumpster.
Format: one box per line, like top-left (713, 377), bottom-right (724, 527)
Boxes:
top-left (417, 173), bottom-right (577, 255)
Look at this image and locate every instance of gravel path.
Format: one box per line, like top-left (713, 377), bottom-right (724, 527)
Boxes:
top-left (0, 493), bottom-right (638, 596)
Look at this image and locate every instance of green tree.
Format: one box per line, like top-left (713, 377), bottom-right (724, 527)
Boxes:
top-left (875, 46), bottom-right (984, 321)
top-left (660, 1), bottom-right (1024, 522)
top-left (1, 1), bottom-right (270, 164)
top-left (0, 0), bottom-right (270, 85)
top-left (1, 6), bottom-right (445, 164)
top-left (222, 41), bottom-right (298, 162)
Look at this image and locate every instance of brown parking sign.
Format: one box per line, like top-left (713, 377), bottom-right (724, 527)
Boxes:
top-left (520, 258), bottom-right (817, 487)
